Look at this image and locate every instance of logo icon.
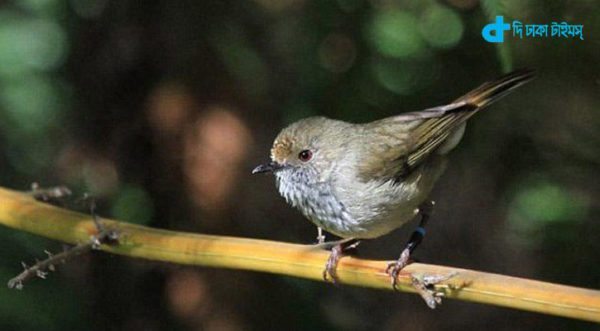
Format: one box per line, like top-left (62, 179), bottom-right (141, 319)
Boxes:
top-left (482, 16), bottom-right (511, 43)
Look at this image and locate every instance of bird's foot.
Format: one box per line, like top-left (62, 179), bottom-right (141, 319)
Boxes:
top-left (322, 239), bottom-right (360, 284)
top-left (410, 272), bottom-right (458, 309)
top-left (386, 248), bottom-right (457, 308)
top-left (386, 247), bottom-right (411, 290)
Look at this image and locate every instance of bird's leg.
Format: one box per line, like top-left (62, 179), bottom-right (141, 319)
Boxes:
top-left (323, 238), bottom-right (360, 284)
top-left (386, 201), bottom-right (456, 308)
top-left (386, 200), bottom-right (435, 288)
top-left (316, 227), bottom-right (326, 244)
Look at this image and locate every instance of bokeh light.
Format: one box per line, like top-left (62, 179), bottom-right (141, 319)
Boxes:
top-left (55, 144), bottom-right (120, 195)
top-left (183, 107), bottom-right (252, 214)
top-left (318, 33), bottom-right (357, 73)
top-left (510, 180), bottom-right (589, 225)
top-left (0, 75), bottom-right (64, 134)
top-left (419, 4), bottom-right (464, 49)
top-left (111, 185), bottom-right (154, 225)
top-left (211, 25), bottom-right (269, 99)
top-left (0, 12), bottom-right (67, 75)
top-left (366, 10), bottom-right (425, 58)
top-left (507, 178), bottom-right (590, 246)
top-left (0, 0), bottom-right (597, 330)
top-left (370, 55), bottom-right (439, 95)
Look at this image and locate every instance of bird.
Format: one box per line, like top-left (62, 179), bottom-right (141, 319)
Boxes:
top-left (252, 69), bottom-right (535, 306)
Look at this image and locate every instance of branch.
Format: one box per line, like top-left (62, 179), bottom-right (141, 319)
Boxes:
top-left (0, 187), bottom-right (598, 322)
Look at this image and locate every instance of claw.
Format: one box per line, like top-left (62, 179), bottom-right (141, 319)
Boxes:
top-left (410, 272), bottom-right (457, 309)
top-left (386, 247), bottom-right (411, 290)
top-left (321, 239), bottom-right (360, 284)
top-left (421, 271), bottom-right (458, 286)
top-left (386, 248), bottom-right (457, 308)
top-left (323, 245), bottom-right (342, 284)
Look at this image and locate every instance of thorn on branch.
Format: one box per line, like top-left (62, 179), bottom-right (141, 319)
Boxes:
top-left (30, 182), bottom-right (72, 204)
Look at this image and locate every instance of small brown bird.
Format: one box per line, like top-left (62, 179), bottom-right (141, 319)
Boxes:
top-left (253, 69), bottom-right (535, 307)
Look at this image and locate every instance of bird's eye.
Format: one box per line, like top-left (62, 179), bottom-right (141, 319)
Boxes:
top-left (298, 150), bottom-right (313, 162)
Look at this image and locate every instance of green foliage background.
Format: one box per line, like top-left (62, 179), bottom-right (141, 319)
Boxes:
top-left (0, 0), bottom-right (598, 330)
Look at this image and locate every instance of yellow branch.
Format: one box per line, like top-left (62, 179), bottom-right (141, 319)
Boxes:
top-left (0, 187), bottom-right (598, 322)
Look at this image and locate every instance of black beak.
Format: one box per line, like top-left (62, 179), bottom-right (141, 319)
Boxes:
top-left (252, 161), bottom-right (283, 174)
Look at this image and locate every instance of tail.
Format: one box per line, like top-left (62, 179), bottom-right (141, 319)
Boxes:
top-left (453, 68), bottom-right (536, 109)
top-left (404, 69), bottom-right (536, 170)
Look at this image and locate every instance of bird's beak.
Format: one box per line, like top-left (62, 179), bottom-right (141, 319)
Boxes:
top-left (252, 161), bottom-right (284, 174)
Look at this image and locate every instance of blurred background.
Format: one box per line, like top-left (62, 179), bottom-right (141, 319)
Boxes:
top-left (0, 0), bottom-right (598, 330)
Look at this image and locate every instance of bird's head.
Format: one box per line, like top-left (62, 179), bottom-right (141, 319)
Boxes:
top-left (252, 117), bottom-right (350, 187)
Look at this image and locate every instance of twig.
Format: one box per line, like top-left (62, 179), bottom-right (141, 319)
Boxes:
top-left (8, 243), bottom-right (90, 289)
top-left (7, 186), bottom-right (119, 289)
top-left (0, 187), bottom-right (598, 322)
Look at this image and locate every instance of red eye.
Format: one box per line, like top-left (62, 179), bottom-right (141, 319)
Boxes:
top-left (298, 150), bottom-right (312, 162)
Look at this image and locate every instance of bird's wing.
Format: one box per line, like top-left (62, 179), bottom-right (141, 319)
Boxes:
top-left (356, 69), bottom-right (535, 183)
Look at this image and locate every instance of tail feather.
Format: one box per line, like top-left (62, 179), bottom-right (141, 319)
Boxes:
top-left (454, 68), bottom-right (536, 108)
top-left (406, 69), bottom-right (535, 169)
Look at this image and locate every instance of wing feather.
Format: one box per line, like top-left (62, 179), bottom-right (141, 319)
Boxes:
top-left (356, 69), bottom-right (535, 182)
